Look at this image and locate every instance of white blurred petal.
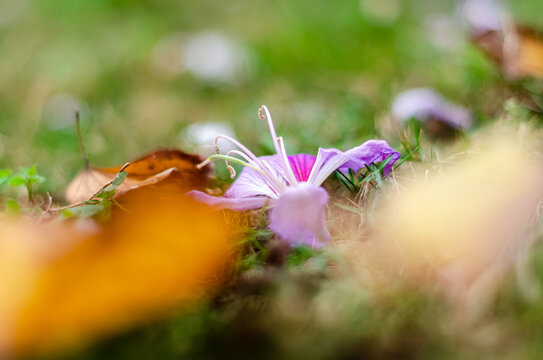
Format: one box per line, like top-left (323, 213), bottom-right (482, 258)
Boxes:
top-left (183, 122), bottom-right (237, 157)
top-left (182, 32), bottom-right (249, 84)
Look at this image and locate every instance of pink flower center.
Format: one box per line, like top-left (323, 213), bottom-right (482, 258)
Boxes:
top-left (288, 154), bottom-right (317, 182)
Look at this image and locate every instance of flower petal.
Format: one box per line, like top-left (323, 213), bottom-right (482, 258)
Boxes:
top-left (308, 140), bottom-right (400, 186)
top-left (224, 157), bottom-right (280, 199)
top-left (288, 154), bottom-right (316, 182)
top-left (269, 183), bottom-right (330, 248)
top-left (340, 139), bottom-right (401, 175)
top-left (188, 190), bottom-right (270, 211)
top-left (392, 88), bottom-right (472, 130)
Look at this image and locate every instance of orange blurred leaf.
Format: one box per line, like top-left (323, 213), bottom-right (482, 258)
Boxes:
top-left (0, 192), bottom-right (236, 355)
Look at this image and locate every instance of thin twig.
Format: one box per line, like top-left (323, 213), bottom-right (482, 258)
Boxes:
top-left (76, 111), bottom-right (90, 170)
top-left (37, 192), bottom-right (53, 224)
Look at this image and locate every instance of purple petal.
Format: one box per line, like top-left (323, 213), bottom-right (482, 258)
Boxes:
top-left (269, 183), bottom-right (330, 248)
top-left (308, 140), bottom-right (400, 186)
top-left (307, 148), bottom-right (348, 186)
top-left (463, 0), bottom-right (503, 35)
top-left (225, 155), bottom-right (282, 199)
top-left (288, 154), bottom-right (316, 182)
top-left (188, 190), bottom-right (270, 211)
top-left (391, 88), bottom-right (472, 130)
top-left (340, 140), bottom-right (401, 176)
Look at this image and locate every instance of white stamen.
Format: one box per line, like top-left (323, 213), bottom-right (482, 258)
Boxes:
top-left (200, 106), bottom-right (304, 198)
top-left (220, 144), bottom-right (285, 195)
top-left (226, 165), bottom-right (236, 178)
top-left (259, 105), bottom-right (299, 185)
top-left (259, 106), bottom-right (279, 142)
top-left (197, 158), bottom-right (212, 169)
top-left (198, 154), bottom-right (263, 174)
top-left (216, 134), bottom-right (270, 181)
top-left (225, 149), bottom-right (253, 163)
top-left (215, 134), bottom-right (260, 161)
top-left (226, 149), bottom-right (285, 195)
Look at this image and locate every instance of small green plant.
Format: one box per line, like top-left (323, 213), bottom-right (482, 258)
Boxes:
top-left (399, 118), bottom-right (424, 163)
top-left (0, 166), bottom-right (46, 212)
top-left (8, 166), bottom-right (45, 203)
top-left (0, 169), bottom-right (11, 187)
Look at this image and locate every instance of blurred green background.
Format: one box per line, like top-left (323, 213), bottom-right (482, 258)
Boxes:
top-left (0, 0), bottom-right (542, 193)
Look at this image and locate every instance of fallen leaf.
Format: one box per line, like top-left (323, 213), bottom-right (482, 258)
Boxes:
top-left (0, 191), bottom-right (236, 356)
top-left (472, 26), bottom-right (543, 79)
top-left (66, 149), bottom-right (210, 204)
top-left (509, 27), bottom-right (543, 79)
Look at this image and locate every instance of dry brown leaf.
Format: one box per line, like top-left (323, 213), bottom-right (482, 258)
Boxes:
top-left (0, 192), bottom-right (236, 356)
top-left (472, 26), bottom-right (543, 79)
top-left (66, 149), bottom-right (209, 204)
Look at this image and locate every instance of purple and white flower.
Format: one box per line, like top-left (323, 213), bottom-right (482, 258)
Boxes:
top-left (189, 106), bottom-right (400, 248)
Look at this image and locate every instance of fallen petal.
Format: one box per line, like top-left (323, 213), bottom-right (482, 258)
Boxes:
top-left (391, 88), bottom-right (472, 130)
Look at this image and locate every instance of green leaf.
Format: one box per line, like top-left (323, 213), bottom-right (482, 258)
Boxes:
top-left (5, 199), bottom-right (21, 214)
top-left (0, 169), bottom-right (11, 186)
top-left (26, 166), bottom-right (37, 176)
top-left (102, 171), bottom-right (128, 193)
top-left (111, 171), bottom-right (128, 187)
top-left (335, 170), bottom-right (358, 193)
top-left (9, 177), bottom-right (25, 186)
top-left (376, 154), bottom-right (394, 172)
top-left (63, 204), bottom-right (104, 218)
top-left (0, 169), bottom-right (11, 179)
top-left (238, 253), bottom-right (263, 272)
top-left (287, 246), bottom-right (318, 267)
top-left (28, 174), bottom-right (46, 184)
top-left (95, 190), bottom-right (115, 199)
top-left (394, 144), bottom-right (421, 169)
